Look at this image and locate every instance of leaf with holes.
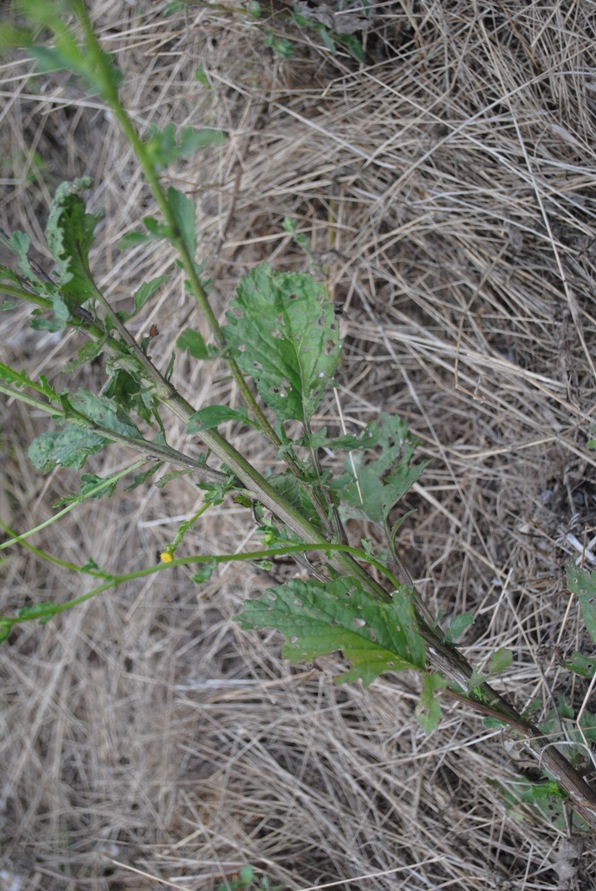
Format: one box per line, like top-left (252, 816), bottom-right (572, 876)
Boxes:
top-left (567, 566), bottom-right (596, 644)
top-left (235, 576), bottom-right (425, 686)
top-left (222, 263), bottom-right (341, 425)
top-left (45, 178), bottom-right (102, 313)
top-left (28, 425), bottom-right (107, 472)
top-left (329, 413), bottom-right (426, 524)
top-left (564, 651), bottom-right (595, 679)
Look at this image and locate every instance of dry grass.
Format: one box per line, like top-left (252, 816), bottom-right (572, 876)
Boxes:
top-left (1, 1), bottom-right (596, 888)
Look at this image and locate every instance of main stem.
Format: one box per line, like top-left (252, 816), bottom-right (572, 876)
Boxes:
top-left (66, 1), bottom-right (596, 831)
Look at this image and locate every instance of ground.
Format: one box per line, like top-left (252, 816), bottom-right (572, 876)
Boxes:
top-left (1, 2), bottom-right (596, 889)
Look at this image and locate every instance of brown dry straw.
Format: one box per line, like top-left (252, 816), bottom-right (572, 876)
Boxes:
top-left (1, 1), bottom-right (596, 889)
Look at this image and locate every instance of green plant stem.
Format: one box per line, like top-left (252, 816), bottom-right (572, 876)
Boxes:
top-left (6, 1), bottom-right (594, 831)
top-left (0, 379), bottom-right (226, 480)
top-left (0, 459), bottom-right (145, 549)
top-left (443, 687), bottom-right (596, 829)
top-left (66, 2), bottom-right (340, 538)
top-left (0, 519), bottom-right (111, 577)
top-left (0, 541), bottom-right (403, 629)
top-left (74, 1), bottom-right (285, 452)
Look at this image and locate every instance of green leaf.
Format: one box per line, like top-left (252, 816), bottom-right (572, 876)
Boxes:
top-left (179, 127), bottom-right (227, 153)
top-left (102, 367), bottom-right (149, 421)
top-left (118, 231), bottom-right (154, 250)
top-left (62, 338), bottom-right (105, 373)
top-left (145, 125), bottom-right (226, 171)
top-left (125, 463), bottom-right (163, 491)
top-left (177, 328), bottom-right (209, 359)
top-left (0, 229), bottom-right (38, 282)
top-left (28, 425), bottom-right (106, 472)
top-left (192, 560), bottom-right (217, 584)
top-left (45, 178), bottom-right (102, 312)
top-left (167, 186), bottom-right (196, 255)
top-left (445, 611), bottom-right (475, 643)
top-left (70, 389), bottom-right (141, 440)
top-left (267, 471), bottom-right (326, 533)
top-left (117, 274), bottom-right (169, 320)
top-left (564, 651), bottom-right (596, 679)
top-left (488, 647), bottom-right (513, 675)
top-left (17, 0), bottom-right (122, 99)
top-left (468, 647), bottom-right (513, 691)
top-left (263, 29), bottom-right (294, 59)
top-left (18, 601), bottom-right (55, 623)
top-left (235, 577), bottom-right (425, 686)
top-left (53, 472), bottom-right (119, 507)
top-left (416, 673), bottom-right (446, 733)
top-left (329, 413), bottom-right (426, 524)
top-left (222, 263), bottom-right (341, 426)
top-left (567, 566), bottom-right (596, 644)
top-left (194, 66), bottom-right (210, 85)
top-left (187, 405), bottom-right (251, 432)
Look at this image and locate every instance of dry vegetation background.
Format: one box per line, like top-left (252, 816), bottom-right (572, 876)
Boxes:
top-left (1, 1), bottom-right (596, 889)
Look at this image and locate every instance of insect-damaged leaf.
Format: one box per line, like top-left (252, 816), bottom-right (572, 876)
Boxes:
top-left (235, 576), bottom-right (425, 686)
top-left (222, 263), bottom-right (341, 426)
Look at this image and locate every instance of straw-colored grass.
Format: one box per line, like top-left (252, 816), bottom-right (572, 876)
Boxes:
top-left (1, 1), bottom-right (595, 888)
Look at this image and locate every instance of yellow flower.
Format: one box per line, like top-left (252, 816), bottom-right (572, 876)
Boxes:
top-left (160, 551), bottom-right (173, 563)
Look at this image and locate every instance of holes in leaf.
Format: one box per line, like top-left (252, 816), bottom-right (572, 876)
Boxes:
top-left (271, 377), bottom-right (291, 399)
top-left (271, 327), bottom-right (282, 339)
top-left (294, 598), bottom-right (302, 606)
top-left (318, 314), bottom-right (325, 327)
top-left (238, 343), bottom-right (247, 353)
top-left (324, 339), bottom-right (336, 356)
top-left (230, 306), bottom-right (243, 318)
top-left (267, 592), bottom-right (277, 601)
top-left (387, 661), bottom-right (394, 668)
top-left (253, 361), bottom-right (263, 371)
top-left (290, 635), bottom-right (299, 644)
top-left (353, 617), bottom-right (366, 628)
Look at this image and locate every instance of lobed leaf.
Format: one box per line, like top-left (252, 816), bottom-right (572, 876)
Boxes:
top-left (17, 0), bottom-right (122, 99)
top-left (329, 413), bottom-right (426, 524)
top-left (564, 651), bottom-right (595, 679)
top-left (167, 186), bottom-right (196, 256)
top-left (416, 673), bottom-right (447, 734)
top-left (70, 390), bottom-right (141, 440)
top-left (222, 263), bottom-right (341, 427)
top-left (567, 566), bottom-right (596, 644)
top-left (29, 425), bottom-right (106, 472)
top-left (177, 328), bottom-right (209, 359)
top-left (45, 178), bottom-right (102, 313)
top-left (145, 124), bottom-right (227, 170)
top-left (187, 405), bottom-right (252, 432)
top-left (236, 576), bottom-right (425, 686)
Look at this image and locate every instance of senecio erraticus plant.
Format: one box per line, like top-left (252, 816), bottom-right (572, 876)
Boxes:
top-left (1, 0), bottom-right (596, 835)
